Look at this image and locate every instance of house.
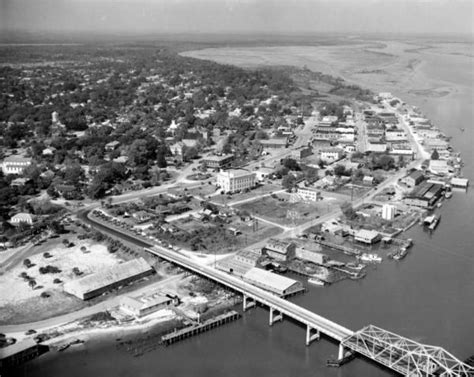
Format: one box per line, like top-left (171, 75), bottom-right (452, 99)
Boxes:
top-left (320, 148), bottom-right (343, 163)
top-left (354, 229), bottom-right (380, 244)
top-left (42, 147), bottom-right (56, 156)
top-left (56, 184), bottom-right (78, 200)
top-left (216, 169), bottom-right (256, 193)
top-left (401, 170), bottom-right (425, 187)
top-left (10, 213), bottom-right (35, 225)
top-left (390, 144), bottom-right (414, 156)
top-left (170, 141), bottom-right (185, 157)
top-left (385, 129), bottom-right (407, 142)
top-left (264, 239), bottom-right (295, 262)
top-left (132, 211), bottom-right (153, 223)
top-left (255, 167), bottom-right (274, 182)
top-left (10, 177), bottom-right (30, 187)
top-left (105, 140), bottom-right (120, 151)
top-left (2, 156), bottom-right (32, 175)
top-left (344, 144), bottom-right (356, 153)
top-left (202, 154), bottom-right (234, 169)
top-left (362, 176), bottom-right (374, 186)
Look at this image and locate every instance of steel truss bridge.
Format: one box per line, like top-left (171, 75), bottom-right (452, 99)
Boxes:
top-left (341, 325), bottom-right (474, 376)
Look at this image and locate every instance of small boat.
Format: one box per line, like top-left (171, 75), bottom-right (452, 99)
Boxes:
top-left (424, 214), bottom-right (440, 230)
top-left (346, 263), bottom-right (366, 271)
top-left (429, 215), bottom-right (440, 231)
top-left (437, 202), bottom-right (443, 208)
top-left (359, 253), bottom-right (382, 263)
top-left (393, 247), bottom-right (408, 260)
top-left (460, 127), bottom-right (465, 132)
top-left (445, 191), bottom-right (452, 199)
top-left (57, 344), bottom-right (70, 352)
top-left (70, 339), bottom-right (85, 346)
top-left (308, 278), bottom-right (326, 286)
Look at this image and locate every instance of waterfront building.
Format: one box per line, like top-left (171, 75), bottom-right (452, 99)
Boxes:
top-left (297, 186), bottom-right (321, 202)
top-left (429, 160), bottom-right (451, 175)
top-left (10, 213), bottom-right (35, 225)
top-left (404, 182), bottom-right (444, 208)
top-left (120, 294), bottom-right (173, 317)
top-left (2, 156), bottom-right (32, 175)
top-left (401, 170), bottom-right (425, 187)
top-left (216, 250), bottom-right (260, 277)
top-left (381, 204), bottom-right (396, 221)
top-left (242, 267), bottom-right (304, 297)
top-left (451, 177), bottom-right (469, 188)
top-left (64, 258), bottom-right (154, 300)
top-left (320, 148), bottom-right (344, 162)
top-left (202, 154), bottom-right (234, 168)
top-left (264, 239), bottom-right (295, 262)
top-left (354, 229), bottom-right (380, 244)
top-left (216, 169), bottom-right (256, 193)
top-left (0, 339), bottom-right (41, 369)
top-left (295, 246), bottom-right (327, 265)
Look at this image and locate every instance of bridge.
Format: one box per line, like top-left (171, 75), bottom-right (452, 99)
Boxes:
top-left (144, 245), bottom-right (474, 376)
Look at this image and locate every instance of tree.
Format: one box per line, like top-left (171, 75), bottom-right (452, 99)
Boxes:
top-left (431, 149), bottom-right (439, 160)
top-left (183, 146), bottom-right (199, 162)
top-left (334, 164), bottom-right (347, 177)
top-left (340, 201), bottom-right (357, 220)
top-left (282, 158), bottom-right (300, 171)
top-left (282, 174), bottom-right (297, 191)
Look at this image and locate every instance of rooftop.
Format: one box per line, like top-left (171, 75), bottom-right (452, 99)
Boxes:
top-left (0, 338), bottom-right (37, 359)
top-left (243, 267), bottom-right (299, 292)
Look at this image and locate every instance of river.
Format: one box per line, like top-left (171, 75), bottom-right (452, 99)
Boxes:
top-left (12, 37), bottom-right (474, 376)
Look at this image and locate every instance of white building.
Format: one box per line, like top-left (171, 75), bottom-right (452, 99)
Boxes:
top-left (297, 187), bottom-right (321, 202)
top-left (366, 142), bottom-right (387, 153)
top-left (354, 229), bottom-right (380, 244)
top-left (242, 267), bottom-right (304, 297)
top-left (320, 148), bottom-right (343, 162)
top-left (429, 160), bottom-right (451, 175)
top-left (120, 294), bottom-right (173, 317)
top-left (216, 169), bottom-right (256, 193)
top-left (2, 157), bottom-right (32, 175)
top-left (385, 129), bottom-right (407, 142)
top-left (381, 204), bottom-right (396, 221)
top-left (10, 213), bottom-right (35, 225)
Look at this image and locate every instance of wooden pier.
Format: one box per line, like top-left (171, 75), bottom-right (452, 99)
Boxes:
top-left (161, 310), bottom-right (241, 346)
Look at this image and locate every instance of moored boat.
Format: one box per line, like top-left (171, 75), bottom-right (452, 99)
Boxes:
top-left (308, 278), bottom-right (326, 286)
top-left (358, 253), bottom-right (382, 263)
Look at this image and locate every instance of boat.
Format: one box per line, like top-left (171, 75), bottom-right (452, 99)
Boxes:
top-left (358, 253), bottom-right (382, 263)
top-left (445, 191), bottom-right (452, 199)
top-left (57, 344), bottom-right (70, 352)
top-left (308, 278), bottom-right (326, 286)
top-left (437, 202), bottom-right (443, 208)
top-left (393, 247), bottom-right (408, 260)
top-left (460, 127), bottom-right (465, 132)
top-left (424, 214), bottom-right (440, 230)
top-left (346, 262), bottom-right (366, 270)
top-left (70, 339), bottom-right (85, 346)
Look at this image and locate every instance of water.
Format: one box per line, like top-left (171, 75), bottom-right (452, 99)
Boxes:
top-left (12, 38), bottom-right (474, 376)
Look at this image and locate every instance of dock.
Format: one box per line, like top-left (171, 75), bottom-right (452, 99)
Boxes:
top-left (314, 239), bottom-right (362, 256)
top-left (161, 310), bottom-right (241, 346)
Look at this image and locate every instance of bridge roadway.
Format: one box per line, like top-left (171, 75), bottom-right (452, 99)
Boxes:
top-left (144, 246), bottom-right (353, 342)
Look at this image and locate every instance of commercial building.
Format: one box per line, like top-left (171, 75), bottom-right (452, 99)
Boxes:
top-left (259, 138), bottom-right (288, 149)
top-left (216, 169), bottom-right (256, 193)
top-left (264, 239), bottom-right (295, 262)
top-left (297, 186), bottom-right (321, 202)
top-left (0, 338), bottom-right (41, 369)
top-left (404, 182), bottom-right (444, 208)
top-left (385, 129), bottom-right (407, 142)
top-left (202, 154), bottom-right (234, 169)
top-left (64, 258), bottom-right (154, 300)
top-left (295, 246), bottom-right (327, 265)
top-left (429, 160), bottom-right (451, 175)
top-left (120, 294), bottom-right (173, 317)
top-left (2, 156), bottom-right (32, 175)
top-left (216, 249), bottom-right (260, 277)
top-left (243, 267), bottom-right (304, 297)
top-left (451, 177), bottom-right (469, 188)
top-left (401, 170), bottom-right (425, 187)
top-left (291, 147), bottom-right (313, 160)
top-left (390, 144), bottom-right (414, 156)
top-left (320, 148), bottom-right (343, 162)
top-left (366, 142), bottom-right (388, 153)
top-left (354, 229), bottom-right (381, 244)
top-left (381, 204), bottom-right (396, 221)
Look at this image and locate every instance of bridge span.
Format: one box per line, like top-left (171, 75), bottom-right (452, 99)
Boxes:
top-left (144, 245), bottom-right (474, 376)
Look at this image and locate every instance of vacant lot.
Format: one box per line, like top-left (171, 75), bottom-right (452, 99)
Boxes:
top-left (237, 193), bottom-right (343, 226)
top-left (0, 238), bottom-right (124, 324)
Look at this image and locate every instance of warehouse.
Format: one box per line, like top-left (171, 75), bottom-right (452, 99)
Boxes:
top-left (243, 267), bottom-right (304, 297)
top-left (0, 338), bottom-right (42, 369)
top-left (120, 294), bottom-right (173, 317)
top-left (64, 258), bottom-right (154, 300)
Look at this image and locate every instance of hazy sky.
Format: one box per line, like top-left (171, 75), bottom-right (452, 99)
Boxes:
top-left (1, 0), bottom-right (473, 35)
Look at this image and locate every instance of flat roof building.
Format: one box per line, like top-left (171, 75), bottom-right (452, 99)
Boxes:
top-left (243, 267), bottom-right (304, 297)
top-left (0, 338), bottom-right (42, 369)
top-left (2, 156), bottom-right (32, 175)
top-left (202, 154), bottom-right (234, 168)
top-left (216, 169), bottom-right (256, 193)
top-left (120, 294), bottom-right (173, 317)
top-left (64, 258), bottom-right (154, 300)
top-left (355, 229), bottom-right (380, 244)
top-left (264, 239), bottom-right (295, 262)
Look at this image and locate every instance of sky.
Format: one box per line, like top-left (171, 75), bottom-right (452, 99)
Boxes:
top-left (1, 0), bottom-right (473, 36)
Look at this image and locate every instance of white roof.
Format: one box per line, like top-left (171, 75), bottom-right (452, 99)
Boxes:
top-left (355, 229), bottom-right (379, 239)
top-left (243, 267), bottom-right (298, 292)
top-left (64, 258), bottom-right (152, 295)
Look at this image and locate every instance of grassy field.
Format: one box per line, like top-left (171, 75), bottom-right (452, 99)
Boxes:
top-left (237, 193), bottom-right (342, 226)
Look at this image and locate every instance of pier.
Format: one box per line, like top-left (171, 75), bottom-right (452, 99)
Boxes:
top-left (161, 311), bottom-right (241, 346)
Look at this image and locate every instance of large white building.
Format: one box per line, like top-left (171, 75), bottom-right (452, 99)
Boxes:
top-left (216, 169), bottom-right (256, 193)
top-left (2, 156), bottom-right (32, 175)
top-left (297, 187), bottom-right (321, 202)
top-left (320, 148), bottom-right (344, 162)
top-left (242, 267), bottom-right (304, 297)
top-left (381, 204), bottom-right (396, 221)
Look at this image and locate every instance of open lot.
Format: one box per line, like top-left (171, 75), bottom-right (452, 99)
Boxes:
top-left (0, 238), bottom-right (125, 325)
top-left (236, 192), bottom-right (343, 226)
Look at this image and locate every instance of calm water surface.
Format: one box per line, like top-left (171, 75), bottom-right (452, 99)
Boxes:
top-left (13, 41), bottom-right (474, 377)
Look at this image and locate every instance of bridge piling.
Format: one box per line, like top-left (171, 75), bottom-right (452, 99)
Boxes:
top-left (269, 307), bottom-right (283, 326)
top-left (305, 326), bottom-right (320, 346)
top-left (243, 295), bottom-right (256, 312)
